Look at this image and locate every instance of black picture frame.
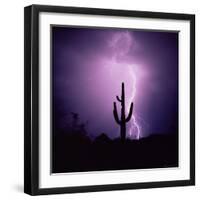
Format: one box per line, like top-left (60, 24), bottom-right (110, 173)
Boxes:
top-left (24, 4), bottom-right (195, 195)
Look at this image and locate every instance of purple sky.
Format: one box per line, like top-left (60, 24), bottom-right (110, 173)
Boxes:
top-left (52, 27), bottom-right (178, 139)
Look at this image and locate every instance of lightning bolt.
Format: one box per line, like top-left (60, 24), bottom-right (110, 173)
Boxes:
top-left (126, 65), bottom-right (141, 140)
top-left (107, 61), bottom-right (142, 139)
top-left (107, 31), bottom-right (142, 139)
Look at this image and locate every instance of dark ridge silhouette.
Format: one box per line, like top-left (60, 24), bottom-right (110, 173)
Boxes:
top-left (52, 130), bottom-right (178, 173)
top-left (113, 82), bottom-right (133, 142)
top-left (52, 109), bottom-right (178, 173)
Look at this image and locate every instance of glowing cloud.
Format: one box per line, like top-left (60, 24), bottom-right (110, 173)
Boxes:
top-left (53, 27), bottom-right (178, 139)
top-left (103, 31), bottom-right (142, 139)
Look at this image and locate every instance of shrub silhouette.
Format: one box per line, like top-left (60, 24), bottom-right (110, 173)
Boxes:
top-left (94, 133), bottom-right (111, 144)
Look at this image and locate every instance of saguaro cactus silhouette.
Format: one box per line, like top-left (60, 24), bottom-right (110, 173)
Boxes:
top-left (113, 82), bottom-right (133, 142)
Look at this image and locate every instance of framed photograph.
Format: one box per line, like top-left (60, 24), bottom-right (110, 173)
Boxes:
top-left (24, 4), bottom-right (195, 195)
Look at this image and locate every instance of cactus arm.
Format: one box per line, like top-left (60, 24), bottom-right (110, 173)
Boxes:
top-left (125, 102), bottom-right (133, 122)
top-left (113, 102), bottom-right (121, 124)
top-left (122, 82), bottom-right (125, 99)
top-left (116, 95), bottom-right (122, 102)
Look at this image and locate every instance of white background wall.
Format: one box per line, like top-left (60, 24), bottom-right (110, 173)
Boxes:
top-left (0, 0), bottom-right (199, 199)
